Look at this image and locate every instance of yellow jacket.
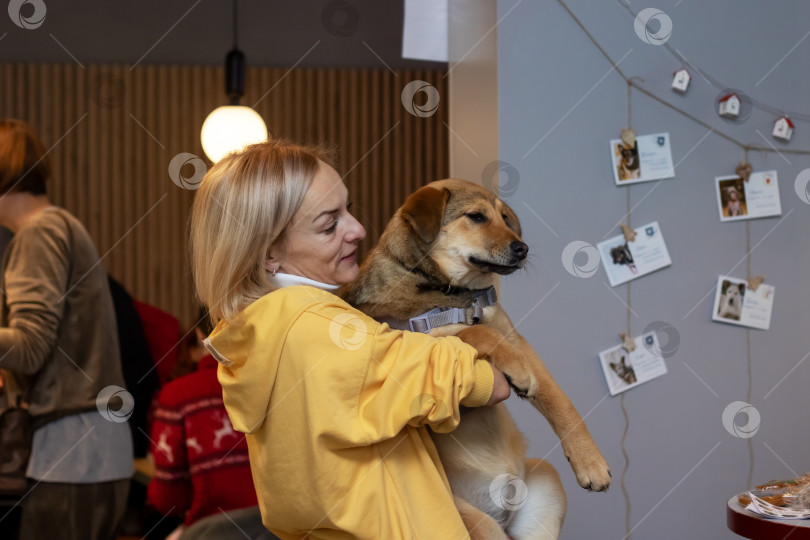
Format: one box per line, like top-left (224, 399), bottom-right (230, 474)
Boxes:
top-left (205, 286), bottom-right (494, 539)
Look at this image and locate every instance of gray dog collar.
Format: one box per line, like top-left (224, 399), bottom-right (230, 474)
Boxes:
top-left (379, 286), bottom-right (497, 333)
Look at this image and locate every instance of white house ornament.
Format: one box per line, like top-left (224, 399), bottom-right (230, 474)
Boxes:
top-left (772, 116), bottom-right (794, 142)
top-left (671, 68), bottom-right (691, 93)
top-left (718, 93), bottom-right (741, 118)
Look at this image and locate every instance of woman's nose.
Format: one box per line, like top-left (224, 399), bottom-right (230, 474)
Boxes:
top-left (346, 214), bottom-right (366, 242)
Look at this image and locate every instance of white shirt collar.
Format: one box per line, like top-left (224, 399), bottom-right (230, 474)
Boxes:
top-left (269, 272), bottom-right (340, 291)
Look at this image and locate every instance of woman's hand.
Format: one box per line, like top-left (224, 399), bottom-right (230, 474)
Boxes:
top-left (485, 364), bottom-right (511, 406)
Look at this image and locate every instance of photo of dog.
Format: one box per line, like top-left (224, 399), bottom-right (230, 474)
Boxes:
top-left (340, 179), bottom-right (610, 540)
top-left (615, 142), bottom-right (641, 181)
top-left (718, 279), bottom-right (746, 321)
top-left (718, 178), bottom-right (748, 218)
top-left (607, 351), bottom-right (637, 386)
top-left (610, 242), bottom-right (638, 274)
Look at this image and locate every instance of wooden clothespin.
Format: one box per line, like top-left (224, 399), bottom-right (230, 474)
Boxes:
top-left (747, 276), bottom-right (765, 292)
top-left (620, 128), bottom-right (636, 149)
top-left (736, 162), bottom-right (753, 183)
top-left (620, 333), bottom-right (636, 352)
top-left (620, 223), bottom-right (637, 243)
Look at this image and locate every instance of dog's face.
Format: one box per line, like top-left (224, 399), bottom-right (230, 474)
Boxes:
top-left (399, 179), bottom-right (527, 288)
top-left (722, 282), bottom-right (744, 303)
top-left (726, 283), bottom-right (745, 304)
top-left (610, 356), bottom-right (636, 384)
top-left (718, 280), bottom-right (745, 320)
top-left (610, 244), bottom-right (633, 265)
top-left (619, 146), bottom-right (637, 167)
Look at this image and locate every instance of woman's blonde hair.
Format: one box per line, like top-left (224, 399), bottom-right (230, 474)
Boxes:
top-left (190, 139), bottom-right (334, 325)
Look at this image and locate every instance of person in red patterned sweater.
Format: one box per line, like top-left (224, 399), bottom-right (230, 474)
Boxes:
top-left (147, 318), bottom-right (264, 536)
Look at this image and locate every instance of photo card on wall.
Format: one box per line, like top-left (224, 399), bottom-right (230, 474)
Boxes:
top-left (598, 333), bottom-right (668, 396)
top-left (597, 221), bottom-right (672, 287)
top-left (609, 132), bottom-right (675, 185)
top-left (711, 275), bottom-right (775, 330)
top-left (715, 171), bottom-right (781, 222)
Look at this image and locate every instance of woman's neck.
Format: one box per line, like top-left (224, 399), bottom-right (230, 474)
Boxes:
top-left (0, 192), bottom-right (51, 233)
top-left (270, 272), bottom-right (340, 291)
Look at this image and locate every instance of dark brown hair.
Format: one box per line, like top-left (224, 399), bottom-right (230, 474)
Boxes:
top-left (169, 307), bottom-right (215, 381)
top-left (0, 119), bottom-right (50, 195)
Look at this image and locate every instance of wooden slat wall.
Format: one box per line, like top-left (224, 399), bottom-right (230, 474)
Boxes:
top-left (1, 63), bottom-right (448, 327)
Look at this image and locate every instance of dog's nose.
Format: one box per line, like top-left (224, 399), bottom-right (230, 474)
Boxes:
top-left (510, 241), bottom-right (529, 260)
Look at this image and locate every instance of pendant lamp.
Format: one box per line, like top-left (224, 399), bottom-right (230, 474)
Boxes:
top-left (200, 0), bottom-right (268, 162)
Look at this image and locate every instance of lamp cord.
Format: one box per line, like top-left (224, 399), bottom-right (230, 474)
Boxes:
top-left (232, 0), bottom-right (238, 50)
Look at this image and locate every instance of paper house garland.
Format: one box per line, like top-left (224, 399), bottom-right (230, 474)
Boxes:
top-left (773, 116), bottom-right (794, 142)
top-left (718, 93), bottom-right (741, 118)
top-left (671, 69), bottom-right (691, 93)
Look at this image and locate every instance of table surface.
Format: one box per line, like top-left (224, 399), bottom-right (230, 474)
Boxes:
top-left (727, 496), bottom-right (810, 539)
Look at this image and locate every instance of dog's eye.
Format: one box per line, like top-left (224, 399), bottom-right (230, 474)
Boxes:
top-left (465, 212), bottom-right (487, 223)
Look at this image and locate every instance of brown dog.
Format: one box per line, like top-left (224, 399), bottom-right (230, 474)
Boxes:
top-left (339, 179), bottom-right (610, 539)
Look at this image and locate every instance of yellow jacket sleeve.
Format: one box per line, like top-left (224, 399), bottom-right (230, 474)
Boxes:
top-left (299, 305), bottom-right (494, 446)
top-left (363, 326), bottom-right (494, 435)
top-left (209, 288), bottom-right (494, 449)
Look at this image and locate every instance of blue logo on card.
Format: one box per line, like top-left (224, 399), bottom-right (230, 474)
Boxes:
top-left (645, 226), bottom-right (655, 236)
top-left (645, 335), bottom-right (654, 346)
top-left (657, 136), bottom-right (665, 146)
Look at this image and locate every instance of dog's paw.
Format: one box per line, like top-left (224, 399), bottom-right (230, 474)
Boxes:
top-left (567, 450), bottom-right (611, 492)
top-left (502, 372), bottom-right (537, 400)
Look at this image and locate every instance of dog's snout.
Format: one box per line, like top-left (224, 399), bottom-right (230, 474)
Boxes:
top-left (510, 241), bottom-right (529, 260)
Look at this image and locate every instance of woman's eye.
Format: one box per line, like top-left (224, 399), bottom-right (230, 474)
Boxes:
top-left (465, 212), bottom-right (487, 223)
top-left (324, 222), bottom-right (337, 234)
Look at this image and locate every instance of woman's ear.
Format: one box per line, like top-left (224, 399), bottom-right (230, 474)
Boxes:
top-left (265, 243), bottom-right (283, 272)
top-left (264, 255), bottom-right (281, 273)
top-left (264, 257), bottom-right (277, 272)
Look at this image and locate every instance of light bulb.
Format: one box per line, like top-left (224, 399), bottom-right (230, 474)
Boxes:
top-left (201, 105), bottom-right (268, 162)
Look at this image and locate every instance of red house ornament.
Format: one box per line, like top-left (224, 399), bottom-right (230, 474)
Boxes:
top-left (718, 93), bottom-right (741, 118)
top-left (772, 116), bottom-right (794, 142)
top-left (672, 68), bottom-right (691, 93)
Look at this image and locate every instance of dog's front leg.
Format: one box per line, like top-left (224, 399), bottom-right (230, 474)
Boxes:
top-left (454, 325), bottom-right (538, 399)
top-left (519, 338), bottom-right (611, 492)
top-left (487, 309), bottom-right (612, 493)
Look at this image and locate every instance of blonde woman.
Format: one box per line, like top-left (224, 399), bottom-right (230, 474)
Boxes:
top-left (190, 140), bottom-right (510, 539)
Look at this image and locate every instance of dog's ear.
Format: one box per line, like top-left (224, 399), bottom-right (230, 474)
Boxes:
top-left (401, 186), bottom-right (451, 244)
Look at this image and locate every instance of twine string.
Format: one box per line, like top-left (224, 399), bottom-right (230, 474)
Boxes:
top-left (558, 0), bottom-right (810, 154)
top-left (743, 148), bottom-right (755, 490)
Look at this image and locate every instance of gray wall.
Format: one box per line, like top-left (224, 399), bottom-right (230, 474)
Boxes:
top-left (498, 1), bottom-right (810, 539)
